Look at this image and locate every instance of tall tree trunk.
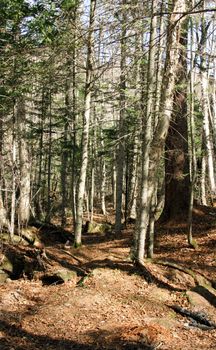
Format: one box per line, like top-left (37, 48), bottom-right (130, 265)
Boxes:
top-left (10, 101), bottom-right (17, 240)
top-left (199, 12), bottom-right (215, 197)
top-left (127, 134), bottom-right (139, 220)
top-left (113, 160), bottom-right (117, 210)
top-left (46, 91), bottom-right (52, 222)
top-left (71, 5), bottom-right (78, 228)
top-left (188, 13), bottom-right (197, 247)
top-left (201, 146), bottom-right (207, 205)
top-left (61, 58), bottom-right (73, 227)
top-left (201, 71), bottom-right (216, 195)
top-left (35, 89), bottom-right (46, 219)
top-left (115, 0), bottom-right (127, 234)
top-left (136, 0), bottom-right (158, 261)
top-left (17, 97), bottom-right (31, 226)
top-left (162, 22), bottom-right (190, 221)
top-left (74, 0), bottom-right (96, 246)
top-left (0, 112), bottom-right (9, 230)
top-left (136, 0), bottom-right (187, 262)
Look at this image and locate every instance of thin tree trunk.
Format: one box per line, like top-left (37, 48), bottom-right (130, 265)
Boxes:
top-left (10, 101), bottom-right (17, 240)
top-left (17, 98), bottom-right (31, 226)
top-left (0, 112), bottom-right (9, 230)
top-left (147, 182), bottom-right (157, 259)
top-left (201, 153), bottom-right (207, 205)
top-left (101, 158), bottom-right (106, 215)
top-left (46, 91), bottom-right (52, 222)
top-left (90, 166), bottom-right (94, 223)
top-left (113, 161), bottom-right (117, 210)
top-left (61, 58), bottom-right (73, 227)
top-left (71, 5), bottom-right (78, 228)
top-left (74, 0), bottom-right (96, 246)
top-left (137, 0), bottom-right (158, 262)
top-left (115, 0), bottom-right (127, 234)
top-left (35, 89), bottom-right (45, 219)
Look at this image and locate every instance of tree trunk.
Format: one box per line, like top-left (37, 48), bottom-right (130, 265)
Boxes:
top-left (136, 0), bottom-right (158, 262)
top-left (10, 101), bottom-right (17, 240)
top-left (161, 21), bottom-right (190, 222)
top-left (201, 153), bottom-right (207, 205)
top-left (74, 0), bottom-right (96, 247)
top-left (71, 5), bottom-right (78, 228)
top-left (136, 0), bottom-right (187, 262)
top-left (17, 98), bottom-right (31, 226)
top-left (46, 91), bottom-right (52, 222)
top-left (115, 0), bottom-right (127, 234)
top-left (0, 111), bottom-right (9, 230)
top-left (35, 89), bottom-right (46, 220)
top-left (112, 161), bottom-right (117, 210)
top-left (201, 71), bottom-right (216, 195)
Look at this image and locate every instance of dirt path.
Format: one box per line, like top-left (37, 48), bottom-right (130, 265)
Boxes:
top-left (1, 214), bottom-right (216, 349)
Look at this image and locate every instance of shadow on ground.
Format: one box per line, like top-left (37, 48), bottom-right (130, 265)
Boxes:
top-left (0, 316), bottom-right (155, 350)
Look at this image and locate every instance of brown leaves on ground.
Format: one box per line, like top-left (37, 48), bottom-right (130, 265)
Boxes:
top-left (0, 206), bottom-right (216, 349)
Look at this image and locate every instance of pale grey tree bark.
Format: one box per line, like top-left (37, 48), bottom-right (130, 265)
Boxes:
top-left (74, 0), bottom-right (96, 246)
top-left (136, 0), bottom-right (158, 261)
top-left (10, 102), bottom-right (17, 240)
top-left (17, 98), bottom-right (31, 226)
top-left (0, 112), bottom-right (9, 230)
top-left (201, 71), bottom-right (216, 195)
top-left (201, 153), bottom-right (207, 205)
top-left (136, 0), bottom-right (187, 262)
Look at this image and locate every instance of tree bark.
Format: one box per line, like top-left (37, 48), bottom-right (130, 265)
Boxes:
top-left (17, 97), bottom-right (31, 226)
top-left (74, 0), bottom-right (96, 246)
top-left (115, 0), bottom-right (127, 234)
top-left (136, 0), bottom-right (187, 262)
top-left (137, 0), bottom-right (158, 262)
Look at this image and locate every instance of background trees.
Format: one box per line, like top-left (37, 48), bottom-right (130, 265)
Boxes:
top-left (0, 0), bottom-right (216, 260)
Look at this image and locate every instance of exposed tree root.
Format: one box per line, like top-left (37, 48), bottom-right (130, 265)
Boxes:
top-left (135, 260), bottom-right (186, 291)
top-left (136, 259), bottom-right (216, 330)
top-left (153, 259), bottom-right (212, 288)
top-left (169, 305), bottom-right (216, 330)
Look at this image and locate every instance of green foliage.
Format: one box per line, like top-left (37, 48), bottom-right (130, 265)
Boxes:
top-left (61, 0), bottom-right (79, 11)
top-left (27, 1), bottom-right (59, 45)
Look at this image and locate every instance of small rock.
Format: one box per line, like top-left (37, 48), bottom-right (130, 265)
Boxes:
top-left (186, 290), bottom-right (210, 310)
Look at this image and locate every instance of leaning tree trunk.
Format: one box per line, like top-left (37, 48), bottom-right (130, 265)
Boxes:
top-left (74, 0), bottom-right (96, 247)
top-left (136, 0), bottom-right (187, 263)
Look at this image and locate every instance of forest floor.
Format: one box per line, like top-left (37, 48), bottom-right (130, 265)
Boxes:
top-left (0, 205), bottom-right (216, 350)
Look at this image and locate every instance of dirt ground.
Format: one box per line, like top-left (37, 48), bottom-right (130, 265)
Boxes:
top-left (0, 206), bottom-right (216, 350)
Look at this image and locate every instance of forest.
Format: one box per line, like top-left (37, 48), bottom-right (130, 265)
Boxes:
top-left (0, 0), bottom-right (216, 349)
